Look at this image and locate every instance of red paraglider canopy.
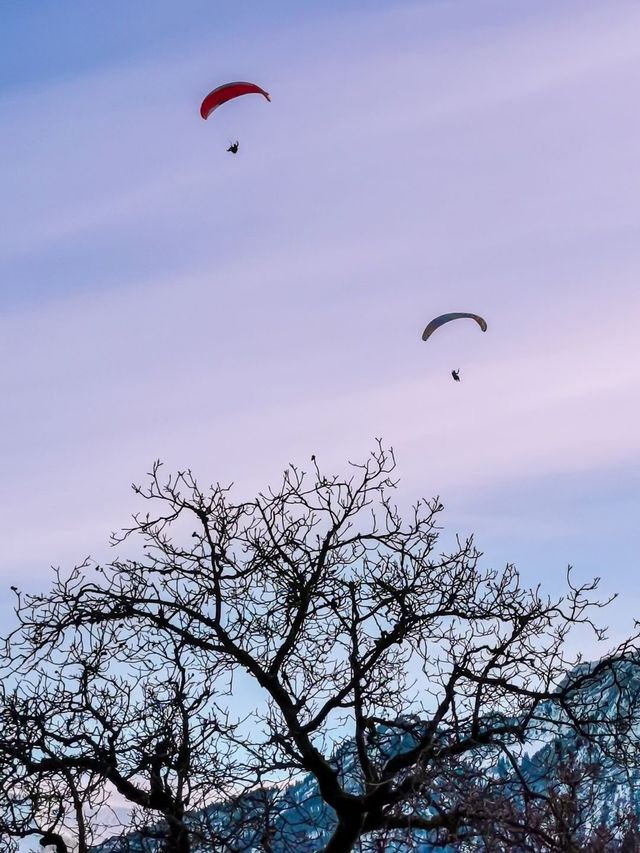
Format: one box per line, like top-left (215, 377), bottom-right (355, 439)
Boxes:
top-left (200, 82), bottom-right (271, 120)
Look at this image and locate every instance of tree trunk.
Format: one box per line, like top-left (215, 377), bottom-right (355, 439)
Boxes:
top-left (322, 815), bottom-right (365, 853)
top-left (161, 818), bottom-right (190, 853)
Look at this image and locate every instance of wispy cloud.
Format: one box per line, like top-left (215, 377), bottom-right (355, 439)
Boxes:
top-left (2, 0), bottom-right (640, 643)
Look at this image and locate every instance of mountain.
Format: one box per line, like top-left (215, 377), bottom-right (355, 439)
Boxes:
top-left (93, 658), bottom-right (640, 852)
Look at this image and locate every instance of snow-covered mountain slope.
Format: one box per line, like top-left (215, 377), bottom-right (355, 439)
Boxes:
top-left (94, 658), bottom-right (640, 852)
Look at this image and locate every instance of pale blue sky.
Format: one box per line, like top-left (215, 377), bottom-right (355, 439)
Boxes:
top-left (2, 0), bottom-right (639, 652)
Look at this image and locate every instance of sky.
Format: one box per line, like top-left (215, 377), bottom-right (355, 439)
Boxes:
top-left (1, 0), bottom-right (640, 656)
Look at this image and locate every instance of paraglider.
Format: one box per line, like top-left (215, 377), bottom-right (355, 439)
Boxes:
top-left (200, 81), bottom-right (270, 120)
top-left (421, 313), bottom-right (487, 381)
top-left (227, 141), bottom-right (239, 154)
top-left (421, 313), bottom-right (487, 342)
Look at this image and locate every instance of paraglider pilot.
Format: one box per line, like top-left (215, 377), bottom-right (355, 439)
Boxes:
top-left (451, 369), bottom-right (460, 382)
top-left (227, 141), bottom-right (239, 154)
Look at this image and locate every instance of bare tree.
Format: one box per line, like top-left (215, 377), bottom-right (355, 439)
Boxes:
top-left (1, 618), bottom-right (256, 852)
top-left (0, 706), bottom-right (107, 853)
top-left (2, 443), bottom-right (639, 852)
top-left (452, 736), bottom-right (640, 852)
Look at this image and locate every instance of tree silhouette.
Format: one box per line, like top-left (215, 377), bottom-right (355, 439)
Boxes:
top-left (2, 443), bottom-right (639, 852)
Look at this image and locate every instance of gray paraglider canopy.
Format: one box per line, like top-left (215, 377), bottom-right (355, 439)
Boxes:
top-left (421, 313), bottom-right (487, 342)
